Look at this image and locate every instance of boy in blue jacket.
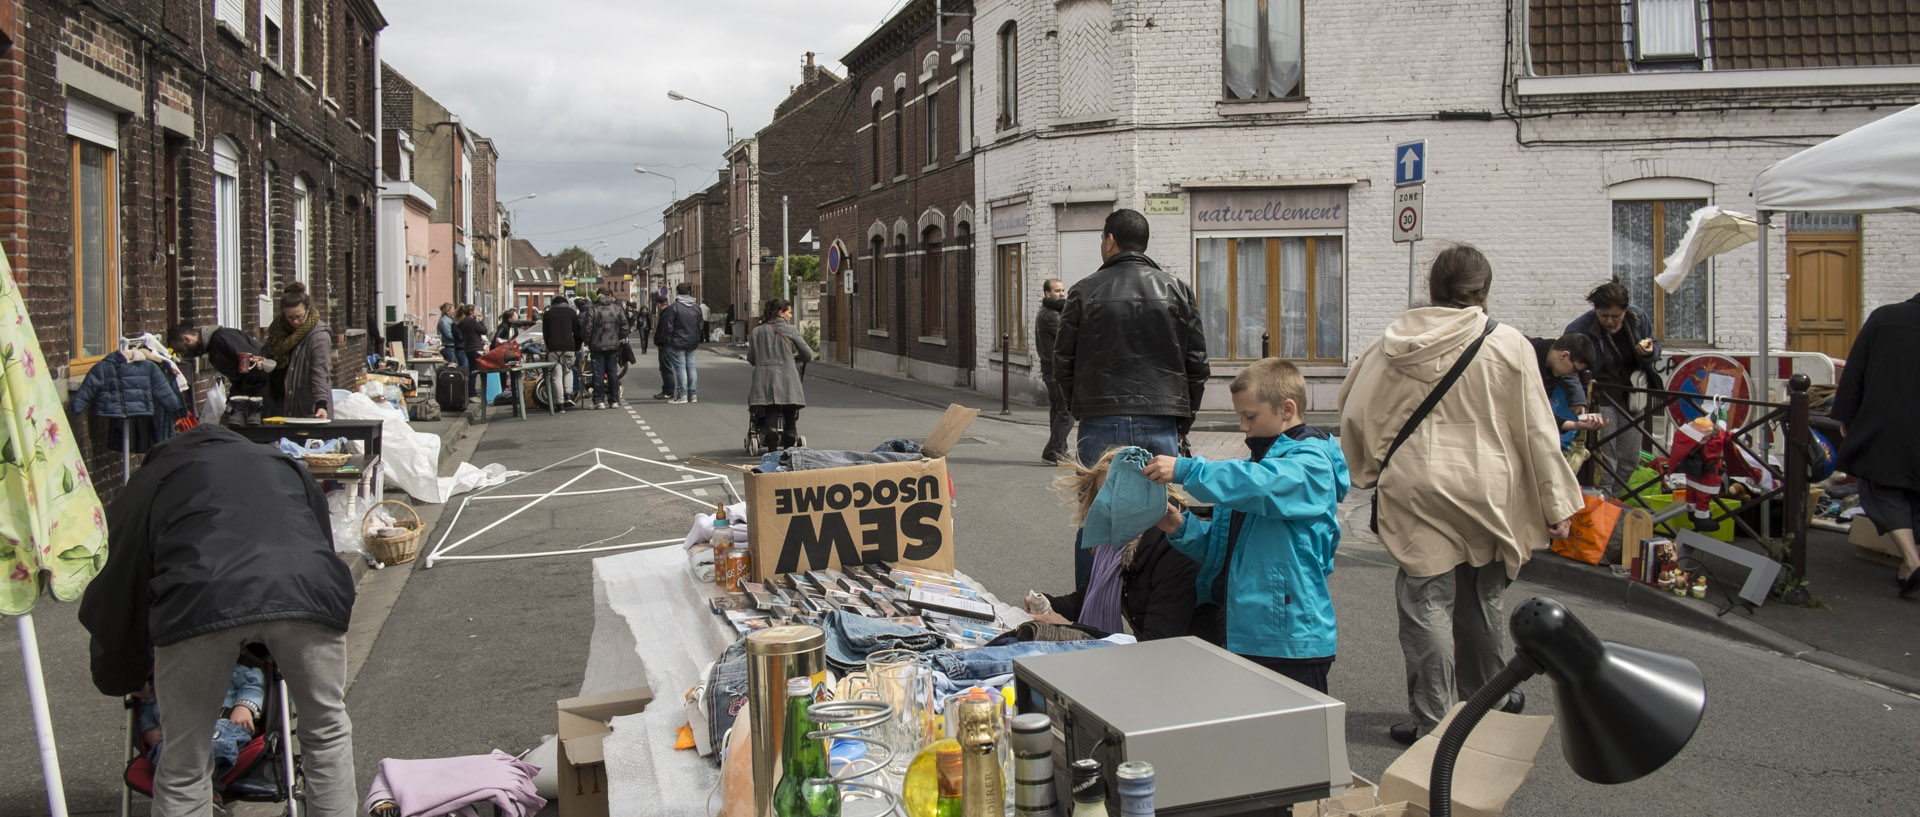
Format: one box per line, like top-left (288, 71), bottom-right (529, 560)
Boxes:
top-left (1143, 358), bottom-right (1350, 692)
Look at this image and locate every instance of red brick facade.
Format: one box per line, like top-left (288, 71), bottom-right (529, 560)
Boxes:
top-left (817, 0), bottom-right (976, 383)
top-left (1, 0), bottom-right (384, 494)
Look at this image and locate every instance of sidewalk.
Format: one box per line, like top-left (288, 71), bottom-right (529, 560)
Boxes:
top-left (704, 344), bottom-right (1337, 432)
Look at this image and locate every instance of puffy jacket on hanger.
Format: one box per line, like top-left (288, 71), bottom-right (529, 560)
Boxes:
top-left (71, 352), bottom-right (182, 418)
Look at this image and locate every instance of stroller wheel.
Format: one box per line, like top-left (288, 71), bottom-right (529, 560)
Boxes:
top-left (795, 435), bottom-right (806, 448)
top-left (745, 434), bottom-right (762, 456)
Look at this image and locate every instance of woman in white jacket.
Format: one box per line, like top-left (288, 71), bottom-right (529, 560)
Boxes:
top-left (1338, 243), bottom-right (1583, 746)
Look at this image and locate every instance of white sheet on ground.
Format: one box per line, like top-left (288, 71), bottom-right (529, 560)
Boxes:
top-left (330, 389), bottom-right (510, 504)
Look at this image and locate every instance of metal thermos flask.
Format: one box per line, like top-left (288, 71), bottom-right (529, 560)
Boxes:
top-left (746, 624), bottom-right (825, 817)
top-left (1012, 713), bottom-right (1058, 816)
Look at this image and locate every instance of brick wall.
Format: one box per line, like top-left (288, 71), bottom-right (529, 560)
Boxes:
top-left (964, 0), bottom-right (1920, 408)
top-left (12, 0), bottom-right (382, 495)
top-left (697, 179), bottom-right (731, 313)
top-left (816, 0), bottom-right (978, 382)
top-left (753, 65), bottom-right (856, 315)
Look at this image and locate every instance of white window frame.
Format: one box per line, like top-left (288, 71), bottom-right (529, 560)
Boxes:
top-left (956, 60), bottom-right (973, 155)
top-left (997, 23), bottom-right (1019, 131)
top-left (291, 0), bottom-right (305, 75)
top-left (293, 177), bottom-right (311, 285)
top-left (1634, 0), bottom-right (1703, 62)
top-left (260, 0), bottom-right (284, 65)
top-left (213, 137), bottom-right (242, 327)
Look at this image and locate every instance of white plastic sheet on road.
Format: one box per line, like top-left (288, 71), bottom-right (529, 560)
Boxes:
top-left (329, 390), bottom-right (511, 504)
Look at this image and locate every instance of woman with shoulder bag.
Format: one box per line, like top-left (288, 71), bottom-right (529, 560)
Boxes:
top-left (746, 299), bottom-right (813, 450)
top-left (1337, 243), bottom-right (1583, 746)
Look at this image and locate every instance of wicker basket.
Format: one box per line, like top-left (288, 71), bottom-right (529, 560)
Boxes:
top-left (363, 500), bottom-right (422, 566)
top-left (304, 452), bottom-right (352, 469)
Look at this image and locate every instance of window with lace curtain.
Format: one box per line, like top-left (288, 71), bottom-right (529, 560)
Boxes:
top-left (1611, 199), bottom-right (1709, 343)
top-left (1195, 235), bottom-right (1342, 362)
top-left (1222, 0), bottom-right (1303, 101)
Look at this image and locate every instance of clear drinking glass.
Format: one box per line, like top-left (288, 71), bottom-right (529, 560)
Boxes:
top-left (861, 653), bottom-right (935, 776)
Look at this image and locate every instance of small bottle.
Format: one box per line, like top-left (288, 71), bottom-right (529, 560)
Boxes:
top-left (1115, 761), bottom-right (1155, 817)
top-left (772, 677), bottom-right (828, 817)
top-left (1011, 714), bottom-right (1058, 817)
top-left (1069, 759), bottom-right (1106, 817)
top-left (732, 543), bottom-right (753, 588)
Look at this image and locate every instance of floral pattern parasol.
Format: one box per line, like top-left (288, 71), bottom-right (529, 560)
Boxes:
top-left (0, 245), bottom-right (108, 615)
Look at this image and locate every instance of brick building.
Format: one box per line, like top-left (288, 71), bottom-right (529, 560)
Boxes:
top-left (469, 134), bottom-right (501, 317)
top-left (377, 93), bottom-right (434, 327)
top-left (385, 64), bottom-right (477, 319)
top-left (816, 0), bottom-right (977, 386)
top-left (506, 237), bottom-right (556, 314)
top-left (2, 0), bottom-right (385, 491)
top-left (726, 54), bottom-right (856, 336)
top-left (970, 0), bottom-right (1920, 408)
top-left (663, 177), bottom-right (730, 309)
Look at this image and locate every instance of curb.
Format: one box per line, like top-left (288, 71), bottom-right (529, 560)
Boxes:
top-left (1519, 552), bottom-right (1920, 696)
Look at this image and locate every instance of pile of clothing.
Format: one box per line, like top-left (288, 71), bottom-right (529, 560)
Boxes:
top-left (70, 348), bottom-right (190, 453)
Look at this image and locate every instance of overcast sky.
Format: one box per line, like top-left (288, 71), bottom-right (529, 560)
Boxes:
top-left (378, 0), bottom-right (905, 263)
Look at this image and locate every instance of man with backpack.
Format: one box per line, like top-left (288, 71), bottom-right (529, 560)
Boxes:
top-left (582, 290), bottom-right (629, 409)
top-left (655, 282), bottom-right (705, 403)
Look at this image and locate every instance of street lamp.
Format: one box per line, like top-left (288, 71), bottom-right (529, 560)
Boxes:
top-left (667, 90), bottom-right (733, 147)
top-left (634, 166), bottom-right (678, 201)
top-left (503, 193), bottom-right (538, 206)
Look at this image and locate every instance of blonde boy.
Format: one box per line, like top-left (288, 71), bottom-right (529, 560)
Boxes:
top-left (1142, 359), bottom-right (1351, 692)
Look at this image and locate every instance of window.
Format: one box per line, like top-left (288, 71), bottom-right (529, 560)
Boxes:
top-left (870, 102), bottom-right (882, 184)
top-left (68, 99), bottom-right (118, 363)
top-left (997, 23), bottom-right (1019, 130)
top-left (213, 137), bottom-right (242, 327)
top-left (892, 234), bottom-right (908, 329)
top-left (994, 242), bottom-right (1025, 353)
top-left (956, 61), bottom-right (973, 154)
top-left (261, 0), bottom-right (284, 64)
top-left (214, 0), bottom-right (244, 30)
top-left (870, 237), bottom-right (888, 331)
top-left (922, 228), bottom-right (943, 336)
top-left (1612, 198), bottom-right (1709, 342)
top-left (303, 0), bottom-right (323, 86)
top-left (924, 88), bottom-right (939, 167)
top-left (1635, 0), bottom-right (1701, 61)
top-left (1195, 236), bottom-right (1343, 361)
top-left (892, 91), bottom-right (904, 178)
top-left (1222, 0), bottom-right (1303, 100)
top-left (291, 0), bottom-right (304, 75)
top-left (293, 177), bottom-right (311, 284)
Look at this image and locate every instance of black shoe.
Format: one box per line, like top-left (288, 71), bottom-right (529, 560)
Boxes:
top-left (1042, 452), bottom-right (1061, 465)
top-left (1899, 569), bottom-right (1920, 599)
top-left (1389, 722), bottom-right (1421, 745)
top-left (653, 392), bottom-right (672, 400)
top-left (1500, 690), bottom-right (1525, 715)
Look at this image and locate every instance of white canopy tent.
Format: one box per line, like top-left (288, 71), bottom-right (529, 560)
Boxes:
top-left (1750, 103), bottom-right (1920, 406)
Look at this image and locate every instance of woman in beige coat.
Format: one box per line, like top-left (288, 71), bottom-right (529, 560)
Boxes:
top-left (1338, 244), bottom-right (1583, 745)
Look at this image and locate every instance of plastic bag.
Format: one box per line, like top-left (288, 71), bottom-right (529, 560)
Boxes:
top-left (1552, 492), bottom-right (1623, 566)
top-left (326, 490), bottom-right (370, 561)
top-left (199, 379), bottom-right (228, 426)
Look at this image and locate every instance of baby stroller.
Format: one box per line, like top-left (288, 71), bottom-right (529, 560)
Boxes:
top-left (121, 645), bottom-right (305, 817)
top-left (744, 361), bottom-right (808, 456)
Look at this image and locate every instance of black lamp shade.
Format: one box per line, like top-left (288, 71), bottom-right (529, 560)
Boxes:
top-left (1510, 598), bottom-right (1707, 785)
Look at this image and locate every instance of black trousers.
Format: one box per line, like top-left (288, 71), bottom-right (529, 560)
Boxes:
top-left (1044, 379), bottom-right (1073, 459)
top-left (657, 346), bottom-right (673, 395)
top-left (750, 404), bottom-right (802, 446)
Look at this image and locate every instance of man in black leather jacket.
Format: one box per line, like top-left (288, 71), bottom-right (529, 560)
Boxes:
top-left (79, 424), bottom-right (356, 816)
top-left (1054, 208), bottom-right (1211, 586)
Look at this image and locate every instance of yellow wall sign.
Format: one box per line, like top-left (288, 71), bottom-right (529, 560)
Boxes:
top-left (1144, 195), bottom-right (1185, 215)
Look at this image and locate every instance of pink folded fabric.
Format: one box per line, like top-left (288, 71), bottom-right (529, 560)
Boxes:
top-left (362, 749), bottom-right (546, 817)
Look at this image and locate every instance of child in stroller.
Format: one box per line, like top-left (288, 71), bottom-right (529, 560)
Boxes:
top-left (745, 298), bottom-right (813, 455)
top-left (123, 649), bottom-right (299, 814)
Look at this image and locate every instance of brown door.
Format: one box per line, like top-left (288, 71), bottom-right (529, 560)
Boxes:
top-left (1785, 235), bottom-right (1860, 358)
top-left (835, 273), bottom-right (851, 364)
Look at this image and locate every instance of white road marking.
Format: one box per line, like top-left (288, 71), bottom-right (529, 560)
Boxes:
top-left (692, 488), bottom-right (710, 497)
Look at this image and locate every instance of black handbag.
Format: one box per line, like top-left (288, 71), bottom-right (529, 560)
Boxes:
top-left (619, 343), bottom-right (637, 365)
top-left (1370, 318), bottom-right (1499, 534)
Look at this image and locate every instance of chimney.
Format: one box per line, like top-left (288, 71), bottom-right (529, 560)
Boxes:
top-left (803, 51), bottom-right (817, 82)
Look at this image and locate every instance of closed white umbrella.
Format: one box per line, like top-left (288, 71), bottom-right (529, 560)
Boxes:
top-left (1657, 206), bottom-right (1758, 294)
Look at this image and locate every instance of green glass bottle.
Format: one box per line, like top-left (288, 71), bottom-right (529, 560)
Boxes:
top-left (772, 677), bottom-right (828, 817)
top-left (801, 778), bottom-right (842, 817)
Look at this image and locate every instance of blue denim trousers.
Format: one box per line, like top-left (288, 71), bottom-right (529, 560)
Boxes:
top-left (1072, 415), bottom-right (1182, 588)
top-left (590, 349), bottom-right (622, 404)
top-left (667, 347), bottom-right (699, 397)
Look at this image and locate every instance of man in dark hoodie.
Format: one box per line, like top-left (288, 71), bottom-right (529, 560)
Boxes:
top-left (1035, 277), bottom-right (1071, 463)
top-left (79, 424), bottom-right (356, 817)
top-left (582, 290), bottom-right (630, 409)
top-left (167, 324), bottom-right (271, 425)
top-left (655, 282), bottom-right (705, 403)
top-left (541, 295), bottom-right (582, 408)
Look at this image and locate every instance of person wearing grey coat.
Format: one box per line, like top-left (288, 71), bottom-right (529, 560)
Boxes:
top-left (746, 299), bottom-right (813, 448)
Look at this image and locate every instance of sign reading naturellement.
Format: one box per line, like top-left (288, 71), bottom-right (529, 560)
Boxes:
top-left (1191, 188), bottom-right (1349, 231)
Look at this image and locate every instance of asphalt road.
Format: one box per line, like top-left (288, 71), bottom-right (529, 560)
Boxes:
top-left (5, 347), bottom-right (1917, 815)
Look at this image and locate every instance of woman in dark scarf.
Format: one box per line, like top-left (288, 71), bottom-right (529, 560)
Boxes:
top-left (263, 282), bottom-right (332, 418)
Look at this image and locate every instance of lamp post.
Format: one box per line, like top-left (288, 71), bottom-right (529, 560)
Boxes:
top-left (667, 90), bottom-right (732, 147)
top-left (633, 166), bottom-right (678, 201)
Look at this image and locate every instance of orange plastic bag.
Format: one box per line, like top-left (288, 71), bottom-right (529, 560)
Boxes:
top-left (1552, 493), bottom-right (1624, 566)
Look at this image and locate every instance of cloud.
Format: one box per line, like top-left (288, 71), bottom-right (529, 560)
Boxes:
top-left (378, 0), bottom-right (906, 260)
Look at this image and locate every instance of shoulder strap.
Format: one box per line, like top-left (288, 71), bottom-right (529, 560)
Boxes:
top-left (1379, 317), bottom-right (1499, 474)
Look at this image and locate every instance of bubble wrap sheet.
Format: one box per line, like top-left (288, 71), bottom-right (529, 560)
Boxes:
top-left (588, 547), bottom-right (733, 816)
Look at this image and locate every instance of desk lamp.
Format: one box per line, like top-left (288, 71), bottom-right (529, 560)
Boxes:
top-left (1429, 598), bottom-right (1707, 817)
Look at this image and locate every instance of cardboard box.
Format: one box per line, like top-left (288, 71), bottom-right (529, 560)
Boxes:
top-left (556, 687), bottom-right (654, 817)
top-left (745, 404), bottom-right (978, 581)
top-left (1378, 703), bottom-right (1554, 817)
top-left (1850, 516), bottom-right (1903, 566)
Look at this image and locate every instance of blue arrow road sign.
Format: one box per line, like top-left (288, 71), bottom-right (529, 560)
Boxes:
top-left (1395, 140), bottom-right (1426, 186)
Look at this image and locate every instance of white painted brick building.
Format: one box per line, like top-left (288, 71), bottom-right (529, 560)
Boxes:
top-left (965, 0), bottom-right (1920, 410)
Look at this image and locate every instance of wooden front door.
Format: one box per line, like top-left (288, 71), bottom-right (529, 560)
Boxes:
top-left (1785, 234), bottom-right (1861, 358)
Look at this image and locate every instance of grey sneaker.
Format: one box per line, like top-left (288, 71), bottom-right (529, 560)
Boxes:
top-left (592, 402), bottom-right (605, 410)
top-left (689, 394), bottom-right (699, 403)
top-left (668, 395), bottom-right (688, 404)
